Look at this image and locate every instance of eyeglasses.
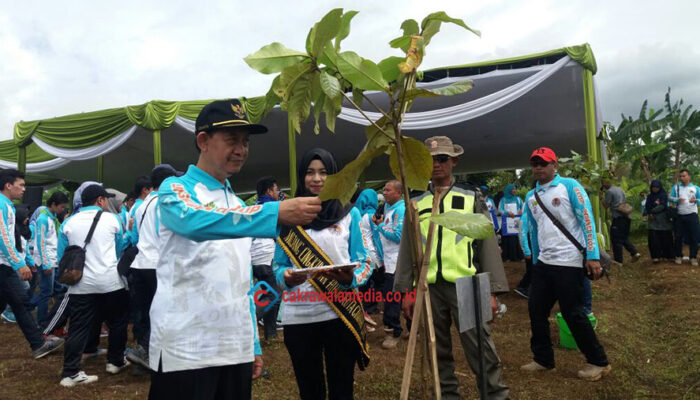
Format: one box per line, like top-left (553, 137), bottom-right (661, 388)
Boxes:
top-left (433, 154), bottom-right (450, 163)
top-left (530, 159), bottom-right (550, 168)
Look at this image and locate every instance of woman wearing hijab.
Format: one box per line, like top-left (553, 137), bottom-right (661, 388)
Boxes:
top-left (273, 148), bottom-right (372, 400)
top-left (353, 188), bottom-right (383, 330)
top-left (643, 180), bottom-right (674, 262)
top-left (498, 184), bottom-right (524, 261)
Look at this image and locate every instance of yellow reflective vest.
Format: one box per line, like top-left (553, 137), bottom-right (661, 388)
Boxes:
top-left (414, 183), bottom-right (479, 283)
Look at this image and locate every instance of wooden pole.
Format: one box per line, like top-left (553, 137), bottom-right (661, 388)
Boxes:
top-left (400, 188), bottom-right (444, 400)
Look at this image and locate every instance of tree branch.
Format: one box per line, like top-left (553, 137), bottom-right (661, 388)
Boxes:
top-left (362, 94), bottom-right (392, 121)
top-left (340, 91), bottom-right (394, 141)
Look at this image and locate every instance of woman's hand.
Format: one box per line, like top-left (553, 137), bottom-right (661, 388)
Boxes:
top-left (283, 269), bottom-right (307, 287)
top-left (323, 267), bottom-right (354, 286)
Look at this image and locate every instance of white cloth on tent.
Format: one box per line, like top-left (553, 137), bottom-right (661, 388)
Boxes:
top-left (337, 56), bottom-right (574, 129)
top-left (174, 116), bottom-right (196, 133)
top-left (0, 157), bottom-right (71, 173)
top-left (173, 57), bottom-right (575, 134)
top-left (32, 126), bottom-right (138, 161)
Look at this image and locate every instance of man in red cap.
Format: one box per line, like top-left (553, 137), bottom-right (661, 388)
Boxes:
top-left (519, 147), bottom-right (611, 381)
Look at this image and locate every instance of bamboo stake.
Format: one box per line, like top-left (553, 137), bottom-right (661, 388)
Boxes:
top-left (400, 188), bottom-right (444, 400)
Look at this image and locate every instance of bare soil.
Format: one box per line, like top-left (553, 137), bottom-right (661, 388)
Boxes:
top-left (1, 243), bottom-right (699, 399)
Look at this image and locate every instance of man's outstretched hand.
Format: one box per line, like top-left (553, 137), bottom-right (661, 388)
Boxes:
top-left (278, 197), bottom-right (322, 226)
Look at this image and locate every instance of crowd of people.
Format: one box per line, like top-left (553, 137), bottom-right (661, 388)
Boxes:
top-left (1, 97), bottom-right (696, 399)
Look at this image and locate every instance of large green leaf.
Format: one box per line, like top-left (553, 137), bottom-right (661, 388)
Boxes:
top-left (310, 8), bottom-right (343, 59)
top-left (323, 92), bottom-right (342, 132)
top-left (352, 87), bottom-right (364, 107)
top-left (404, 79), bottom-right (473, 100)
top-left (421, 19), bottom-right (442, 46)
top-left (389, 137), bottom-right (432, 190)
top-left (264, 75), bottom-right (282, 115)
top-left (280, 62), bottom-right (313, 100)
top-left (377, 56), bottom-right (404, 83)
top-left (287, 76), bottom-right (312, 134)
top-left (319, 44), bottom-right (339, 70)
top-left (310, 72), bottom-right (324, 134)
top-left (320, 145), bottom-right (387, 204)
top-left (335, 10), bottom-right (359, 51)
top-left (244, 42), bottom-right (309, 74)
top-left (389, 35), bottom-right (412, 52)
top-left (337, 51), bottom-right (388, 91)
top-left (421, 11), bottom-right (481, 37)
top-left (620, 142), bottom-right (667, 161)
top-left (400, 19), bottom-right (419, 36)
top-left (429, 211), bottom-right (495, 239)
top-left (320, 71), bottom-right (342, 99)
top-left (365, 116), bottom-right (395, 150)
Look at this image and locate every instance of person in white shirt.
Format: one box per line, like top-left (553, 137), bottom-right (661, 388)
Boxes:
top-left (372, 180), bottom-right (405, 349)
top-left (58, 184), bottom-right (131, 387)
top-left (669, 169), bottom-right (700, 265)
top-left (519, 147), bottom-right (610, 381)
top-left (147, 99), bottom-right (321, 400)
top-left (125, 164), bottom-right (181, 369)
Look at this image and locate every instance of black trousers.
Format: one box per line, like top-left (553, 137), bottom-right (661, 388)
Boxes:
top-left (359, 268), bottom-right (383, 314)
top-left (129, 268), bottom-right (157, 349)
top-left (610, 216), bottom-right (638, 263)
top-left (42, 292), bottom-right (69, 335)
top-left (382, 272), bottom-right (402, 337)
top-left (0, 265), bottom-right (44, 350)
top-left (284, 318), bottom-right (357, 400)
top-left (648, 229), bottom-right (674, 259)
top-left (252, 264), bottom-right (280, 340)
top-left (149, 361), bottom-right (253, 400)
top-left (62, 289), bottom-right (129, 377)
top-left (501, 235), bottom-right (523, 261)
top-left (674, 213), bottom-right (700, 258)
top-left (528, 262), bottom-right (608, 368)
top-left (517, 256), bottom-right (533, 290)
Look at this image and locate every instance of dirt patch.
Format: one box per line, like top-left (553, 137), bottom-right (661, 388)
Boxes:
top-left (1, 242), bottom-right (699, 399)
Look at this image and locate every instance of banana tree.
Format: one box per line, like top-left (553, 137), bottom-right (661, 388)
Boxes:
top-left (244, 9), bottom-right (494, 398)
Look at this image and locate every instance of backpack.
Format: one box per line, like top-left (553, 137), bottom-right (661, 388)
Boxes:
top-left (57, 211), bottom-right (103, 285)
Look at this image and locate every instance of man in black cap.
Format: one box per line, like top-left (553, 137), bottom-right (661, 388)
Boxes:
top-left (126, 164), bottom-right (182, 369)
top-left (148, 99), bottom-right (321, 400)
top-left (58, 184), bottom-right (132, 387)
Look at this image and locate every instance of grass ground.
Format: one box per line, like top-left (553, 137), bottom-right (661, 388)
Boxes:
top-left (1, 241), bottom-right (699, 399)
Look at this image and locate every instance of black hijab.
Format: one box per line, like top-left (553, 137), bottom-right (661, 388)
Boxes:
top-left (296, 148), bottom-right (352, 230)
top-left (645, 179), bottom-right (667, 215)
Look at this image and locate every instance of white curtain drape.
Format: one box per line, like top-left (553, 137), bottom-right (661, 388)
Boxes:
top-left (174, 116), bottom-right (196, 133)
top-left (0, 156), bottom-right (71, 173)
top-left (32, 125), bottom-right (138, 161)
top-left (172, 57), bottom-right (574, 134)
top-left (338, 56), bottom-right (574, 129)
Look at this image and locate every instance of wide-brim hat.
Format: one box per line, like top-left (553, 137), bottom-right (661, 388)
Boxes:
top-left (424, 136), bottom-right (464, 157)
top-left (195, 99), bottom-right (268, 134)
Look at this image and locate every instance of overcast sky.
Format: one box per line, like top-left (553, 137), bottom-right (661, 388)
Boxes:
top-left (1, 0), bottom-right (699, 141)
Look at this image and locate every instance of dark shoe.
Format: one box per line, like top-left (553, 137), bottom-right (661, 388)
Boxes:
top-left (33, 336), bottom-right (65, 359)
top-left (514, 287), bottom-right (529, 299)
top-left (125, 345), bottom-right (150, 369)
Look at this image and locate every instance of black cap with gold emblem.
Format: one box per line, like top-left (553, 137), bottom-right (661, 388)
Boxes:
top-left (195, 99), bottom-right (268, 134)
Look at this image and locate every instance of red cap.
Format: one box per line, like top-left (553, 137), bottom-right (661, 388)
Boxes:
top-left (530, 147), bottom-right (557, 162)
